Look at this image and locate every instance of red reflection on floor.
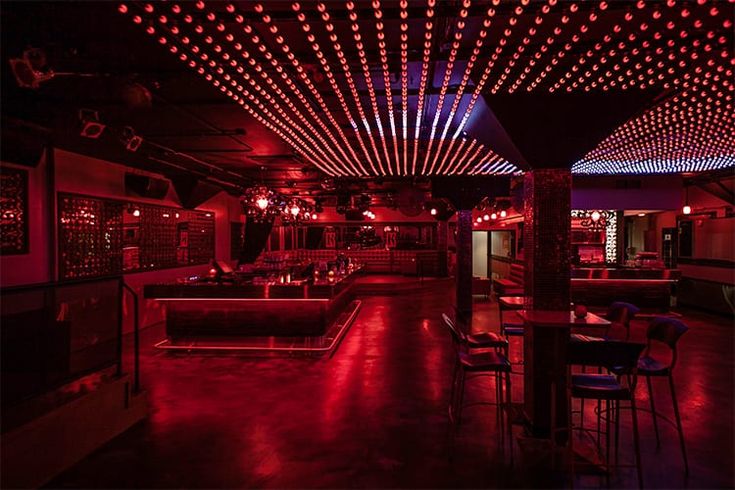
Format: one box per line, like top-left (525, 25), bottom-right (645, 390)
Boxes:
top-left (47, 286), bottom-right (733, 489)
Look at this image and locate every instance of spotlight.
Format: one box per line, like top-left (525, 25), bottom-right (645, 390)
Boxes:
top-left (500, 210), bottom-right (507, 218)
top-left (483, 214), bottom-right (490, 221)
top-left (79, 109), bottom-right (105, 139)
top-left (430, 208), bottom-right (437, 216)
top-left (122, 126), bottom-right (143, 152)
top-left (491, 212), bottom-right (498, 220)
top-left (682, 205), bottom-right (692, 215)
top-left (133, 209), bottom-right (140, 217)
top-left (81, 121), bottom-right (106, 138)
top-left (476, 217), bottom-right (482, 223)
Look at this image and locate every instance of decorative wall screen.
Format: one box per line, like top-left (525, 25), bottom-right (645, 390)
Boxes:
top-left (0, 167), bottom-right (29, 255)
top-left (58, 193), bottom-right (215, 280)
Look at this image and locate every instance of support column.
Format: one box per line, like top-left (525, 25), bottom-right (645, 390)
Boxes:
top-left (523, 169), bottom-right (572, 310)
top-left (522, 168), bottom-right (572, 438)
top-left (455, 209), bottom-right (473, 322)
top-left (437, 220), bottom-right (448, 277)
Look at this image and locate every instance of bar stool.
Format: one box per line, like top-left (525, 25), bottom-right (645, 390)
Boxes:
top-left (442, 314), bottom-right (513, 464)
top-left (498, 297), bottom-right (525, 365)
top-left (450, 309), bottom-right (509, 354)
top-left (572, 302), bottom-right (639, 435)
top-left (613, 317), bottom-right (689, 475)
top-left (554, 340), bottom-right (646, 489)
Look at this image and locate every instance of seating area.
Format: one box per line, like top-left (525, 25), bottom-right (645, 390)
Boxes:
top-left (492, 263), bottom-right (525, 297)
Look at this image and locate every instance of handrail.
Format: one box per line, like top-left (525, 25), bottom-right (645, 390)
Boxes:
top-left (121, 281), bottom-right (141, 394)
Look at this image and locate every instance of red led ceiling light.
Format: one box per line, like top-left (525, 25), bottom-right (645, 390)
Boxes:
top-left (119, 0), bottom-right (516, 177)
top-left (574, 66), bottom-right (735, 174)
top-left (119, 0), bottom-right (730, 177)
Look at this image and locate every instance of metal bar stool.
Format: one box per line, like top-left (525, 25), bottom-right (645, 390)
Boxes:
top-left (572, 302), bottom-right (639, 441)
top-left (553, 340), bottom-right (646, 489)
top-left (442, 314), bottom-right (513, 465)
top-left (613, 317), bottom-right (689, 475)
top-left (498, 296), bottom-right (525, 367)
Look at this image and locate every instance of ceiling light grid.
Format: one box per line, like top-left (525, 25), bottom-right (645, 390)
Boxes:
top-left (192, 4), bottom-right (359, 175)
top-left (184, 2), bottom-right (350, 176)
top-left (240, 3), bottom-right (367, 175)
top-left (573, 66), bottom-right (735, 174)
top-left (423, 0), bottom-right (471, 175)
top-left (411, 0), bottom-right (436, 175)
top-left (432, 4), bottom-right (500, 176)
top-left (125, 2), bottom-right (348, 176)
top-left (342, 0), bottom-right (393, 175)
top-left (371, 0), bottom-right (401, 176)
top-left (252, 4), bottom-right (372, 175)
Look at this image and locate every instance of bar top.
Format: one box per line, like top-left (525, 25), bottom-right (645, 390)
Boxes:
top-left (144, 269), bottom-right (360, 300)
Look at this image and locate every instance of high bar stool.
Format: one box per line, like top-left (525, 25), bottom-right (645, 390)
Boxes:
top-left (442, 314), bottom-right (513, 464)
top-left (555, 340), bottom-right (646, 489)
top-left (612, 316), bottom-right (690, 475)
top-left (451, 308), bottom-right (510, 354)
top-left (498, 296), bottom-right (525, 366)
top-left (572, 302), bottom-right (639, 435)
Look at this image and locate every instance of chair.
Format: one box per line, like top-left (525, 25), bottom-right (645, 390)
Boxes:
top-left (449, 309), bottom-right (509, 352)
top-left (498, 300), bottom-right (524, 366)
top-left (617, 317), bottom-right (689, 475)
top-left (442, 314), bottom-right (513, 463)
top-left (554, 340), bottom-right (646, 488)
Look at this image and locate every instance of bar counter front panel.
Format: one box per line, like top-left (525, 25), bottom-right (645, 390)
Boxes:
top-left (571, 268), bottom-right (681, 310)
top-left (145, 274), bottom-right (357, 338)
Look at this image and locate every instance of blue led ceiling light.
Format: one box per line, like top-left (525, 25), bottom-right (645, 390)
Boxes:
top-left (573, 64), bottom-right (735, 175)
top-left (120, 1), bottom-right (732, 177)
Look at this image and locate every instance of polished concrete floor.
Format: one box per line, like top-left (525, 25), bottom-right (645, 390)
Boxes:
top-left (48, 284), bottom-right (734, 488)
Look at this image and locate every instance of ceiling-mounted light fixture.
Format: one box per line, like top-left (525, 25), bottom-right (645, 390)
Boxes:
top-left (241, 185), bottom-right (281, 223)
top-left (79, 109), bottom-right (106, 138)
top-left (122, 126), bottom-right (143, 152)
top-left (682, 185), bottom-right (692, 215)
top-left (574, 209), bottom-right (612, 231)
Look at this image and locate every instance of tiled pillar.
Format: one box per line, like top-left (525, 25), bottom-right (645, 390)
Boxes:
top-left (522, 168), bottom-right (572, 438)
top-left (437, 221), bottom-right (448, 277)
top-left (455, 209), bottom-right (473, 321)
top-left (523, 169), bottom-right (572, 310)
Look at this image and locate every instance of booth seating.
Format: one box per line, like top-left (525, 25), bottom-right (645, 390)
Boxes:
top-left (492, 263), bottom-right (525, 296)
top-left (253, 249), bottom-right (440, 276)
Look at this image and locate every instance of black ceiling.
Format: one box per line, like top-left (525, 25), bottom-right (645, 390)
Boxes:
top-left (1, 1), bottom-right (733, 194)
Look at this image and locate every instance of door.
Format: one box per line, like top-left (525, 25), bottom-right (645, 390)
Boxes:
top-left (472, 231), bottom-right (488, 278)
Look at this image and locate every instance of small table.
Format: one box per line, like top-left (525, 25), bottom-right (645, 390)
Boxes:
top-left (517, 309), bottom-right (611, 438)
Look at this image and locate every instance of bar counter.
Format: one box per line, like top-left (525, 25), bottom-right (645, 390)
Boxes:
top-left (571, 267), bottom-right (681, 310)
top-left (144, 271), bottom-right (359, 338)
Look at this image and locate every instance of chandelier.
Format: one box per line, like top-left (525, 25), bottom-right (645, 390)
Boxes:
top-left (241, 186), bottom-right (281, 223)
top-left (572, 210), bottom-right (612, 231)
top-left (280, 197), bottom-right (317, 226)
